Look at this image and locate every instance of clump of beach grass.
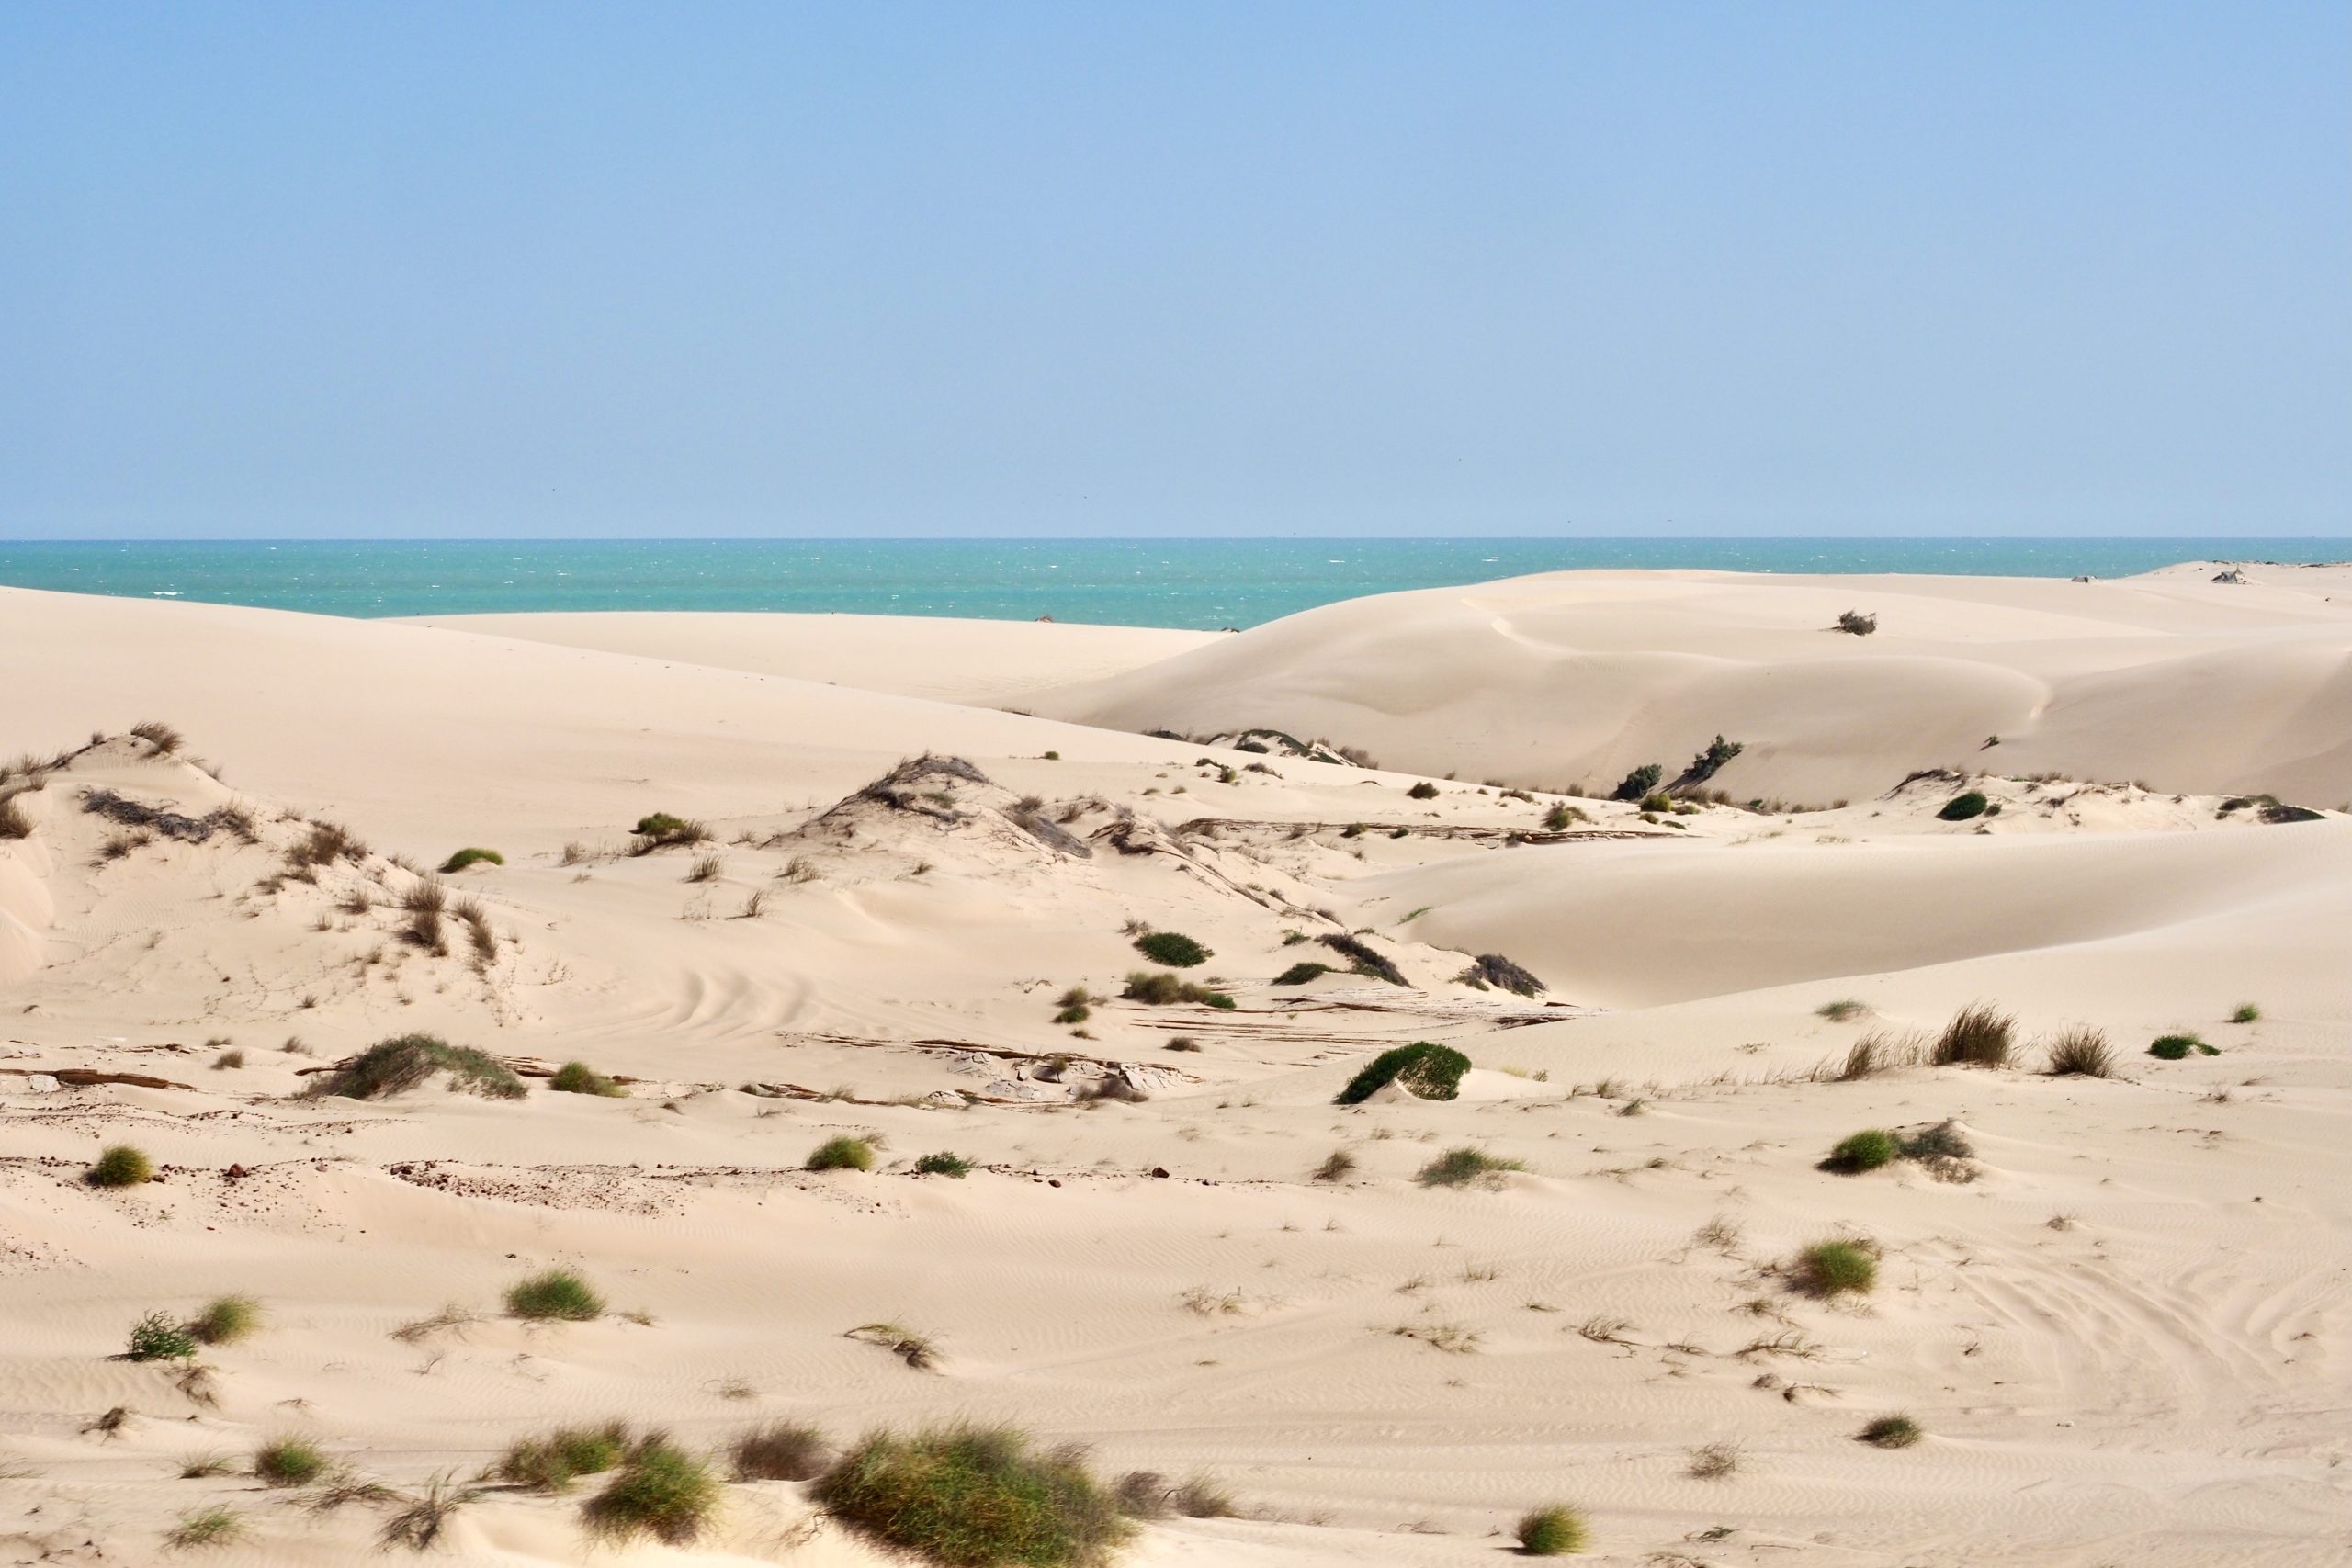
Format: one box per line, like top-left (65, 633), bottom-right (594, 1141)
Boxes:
top-left (548, 1061), bottom-right (626, 1097)
top-left (496, 1423), bottom-right (629, 1491)
top-left (188, 1295), bottom-right (262, 1347)
top-left (307, 1032), bottom-right (526, 1100)
top-left (1790, 1239), bottom-right (1878, 1297)
top-left (1336, 1042), bottom-right (1469, 1104)
top-left (437, 847), bottom-right (503, 873)
top-left (1132, 930), bottom-right (1211, 967)
top-left (1416, 1146), bottom-right (1524, 1188)
top-left (1932, 1003), bottom-right (2013, 1068)
top-left (812, 1423), bottom-right (1131, 1568)
top-left (2148, 1032), bottom-right (2218, 1060)
top-left (581, 1438), bottom-right (721, 1547)
top-left (165, 1506), bottom-right (243, 1550)
top-left (2230, 1002), bottom-right (2261, 1023)
top-left (2042, 1027), bottom-right (2116, 1077)
top-left (253, 1437), bottom-right (328, 1487)
top-left (1816, 998), bottom-right (1867, 1022)
top-left (87, 1144), bottom-right (154, 1188)
top-left (379, 1472), bottom-right (486, 1551)
top-left (1516, 1503), bottom-right (1589, 1554)
top-left (913, 1151), bottom-right (973, 1178)
top-left (126, 1311), bottom-right (198, 1362)
top-left (1822, 1129), bottom-right (1900, 1174)
top-left (503, 1269), bottom-right (603, 1322)
top-left (1857, 1414), bottom-right (1922, 1449)
top-left (731, 1422), bottom-right (831, 1482)
top-left (808, 1136), bottom-right (876, 1172)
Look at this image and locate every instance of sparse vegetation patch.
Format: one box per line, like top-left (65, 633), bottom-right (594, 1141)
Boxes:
top-left (1133, 930), bottom-right (1211, 967)
top-left (812, 1423), bottom-right (1132, 1568)
top-left (582, 1438), bottom-right (721, 1546)
top-left (549, 1061), bottom-right (626, 1097)
top-left (1336, 1042), bottom-right (1471, 1105)
top-left (1516, 1504), bottom-right (1589, 1555)
top-left (808, 1135), bottom-right (876, 1172)
top-left (504, 1269), bottom-right (604, 1321)
top-left (1416, 1146), bottom-right (1524, 1188)
top-left (87, 1144), bottom-right (154, 1188)
top-left (308, 1033), bottom-right (526, 1100)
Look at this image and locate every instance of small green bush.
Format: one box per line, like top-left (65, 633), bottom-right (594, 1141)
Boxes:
top-left (1816, 998), bottom-right (1867, 1022)
top-left (549, 1061), bottom-right (626, 1097)
top-left (1336, 1042), bottom-right (1470, 1105)
top-left (808, 1136), bottom-right (876, 1172)
top-left (1407, 781), bottom-right (1439, 799)
top-left (1824, 1129), bottom-right (1900, 1174)
top-left (1053, 1003), bottom-right (1091, 1024)
top-left (87, 1144), bottom-right (154, 1188)
top-left (812, 1423), bottom-right (1132, 1568)
top-left (496, 1423), bottom-right (629, 1491)
top-left (188, 1295), bottom-right (262, 1347)
top-left (582, 1438), bottom-right (721, 1546)
top-left (914, 1152), bottom-right (973, 1178)
top-left (2148, 1033), bottom-right (2215, 1060)
top-left (1318, 931), bottom-right (1406, 985)
top-left (1792, 1239), bottom-right (1877, 1297)
top-left (1611, 763), bottom-right (1663, 802)
top-left (254, 1437), bottom-right (328, 1486)
top-left (1416, 1146), bottom-right (1525, 1188)
top-left (504, 1269), bottom-right (604, 1321)
top-left (126, 1310), bottom-right (198, 1361)
top-left (2230, 1002), bottom-right (2261, 1023)
top-left (1272, 961), bottom-right (1332, 986)
top-left (1542, 803), bottom-right (1588, 830)
top-left (1133, 931), bottom-right (1211, 967)
top-left (437, 847), bottom-right (503, 873)
top-left (1516, 1503), bottom-right (1589, 1554)
top-left (1938, 791), bottom-right (1989, 821)
top-left (1857, 1414), bottom-right (1922, 1449)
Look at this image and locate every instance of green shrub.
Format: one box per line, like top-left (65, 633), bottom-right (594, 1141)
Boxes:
top-left (1938, 791), bottom-right (1989, 821)
top-left (504, 1269), bottom-right (604, 1321)
top-left (254, 1437), bottom-right (328, 1486)
top-left (2148, 1033), bottom-right (2215, 1060)
top-left (1416, 1146), bottom-right (1525, 1187)
top-left (1639, 791), bottom-right (1673, 813)
top-left (914, 1152), bottom-right (973, 1178)
top-left (165, 1506), bottom-right (243, 1550)
top-left (1272, 961), bottom-right (1332, 986)
top-left (188, 1295), bottom-right (262, 1347)
top-left (2230, 1002), bottom-right (2261, 1023)
top-left (87, 1144), bottom-right (153, 1188)
top-left (307, 1032), bottom-right (526, 1100)
top-left (1407, 781), bottom-right (1439, 799)
top-left (1133, 931), bottom-right (1211, 967)
top-left (1824, 1129), bottom-right (1900, 1174)
top-left (437, 847), bottom-right (503, 873)
top-left (731, 1422), bottom-right (830, 1482)
top-left (2043, 1028), bottom-right (2115, 1077)
top-left (1318, 931), bottom-right (1406, 984)
top-left (1611, 764), bottom-right (1662, 802)
top-left (582, 1438), bottom-right (721, 1546)
top-left (549, 1061), bottom-right (626, 1097)
top-left (808, 1136), bottom-right (876, 1172)
top-left (126, 1310), bottom-right (198, 1361)
top-left (496, 1423), bottom-right (629, 1491)
top-left (1792, 1240), bottom-right (1877, 1297)
top-left (812, 1423), bottom-right (1132, 1568)
top-left (1932, 1003), bottom-right (2013, 1068)
top-left (1336, 1042), bottom-right (1471, 1105)
top-left (1857, 1414), bottom-right (1922, 1449)
top-left (1542, 803), bottom-right (1587, 830)
top-left (1516, 1503), bottom-right (1589, 1554)
top-left (1053, 1003), bottom-right (1091, 1024)
top-left (1462, 953), bottom-right (1544, 997)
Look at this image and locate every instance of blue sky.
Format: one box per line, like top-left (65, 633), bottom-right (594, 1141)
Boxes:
top-left (3, 2), bottom-right (2345, 539)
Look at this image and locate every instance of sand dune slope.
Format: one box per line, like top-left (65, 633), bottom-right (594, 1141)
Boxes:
top-left (1026, 563), bottom-right (2352, 805)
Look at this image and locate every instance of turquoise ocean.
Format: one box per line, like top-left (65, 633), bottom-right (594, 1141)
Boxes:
top-left (0, 538), bottom-right (2343, 631)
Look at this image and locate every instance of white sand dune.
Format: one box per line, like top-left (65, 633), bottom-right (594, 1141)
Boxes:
top-left (2, 574), bottom-right (2347, 1567)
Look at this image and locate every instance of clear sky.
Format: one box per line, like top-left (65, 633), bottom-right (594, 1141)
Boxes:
top-left (3, 2), bottom-right (2345, 539)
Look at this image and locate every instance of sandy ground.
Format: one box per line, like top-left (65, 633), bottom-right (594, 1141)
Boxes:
top-left (2, 567), bottom-right (2348, 1567)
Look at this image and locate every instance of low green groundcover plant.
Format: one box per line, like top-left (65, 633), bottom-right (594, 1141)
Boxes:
top-left (812, 1423), bottom-right (1132, 1568)
top-left (1272, 961), bottom-right (1332, 986)
top-left (914, 1152), bottom-right (973, 1178)
top-left (498, 1423), bottom-right (630, 1491)
top-left (2147, 1033), bottom-right (2218, 1060)
top-left (438, 847), bottom-right (503, 873)
top-left (307, 1032), bottom-right (526, 1100)
top-left (126, 1310), bottom-right (198, 1361)
top-left (1335, 1042), bottom-right (1470, 1105)
top-left (1416, 1146), bottom-right (1525, 1187)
